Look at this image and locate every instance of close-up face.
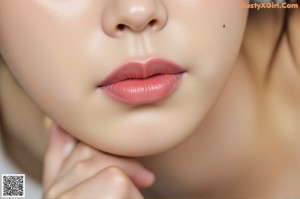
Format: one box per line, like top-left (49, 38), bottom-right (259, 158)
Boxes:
top-left (0, 0), bottom-right (248, 157)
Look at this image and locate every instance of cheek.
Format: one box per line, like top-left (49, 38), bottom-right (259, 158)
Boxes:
top-left (167, 0), bottom-right (248, 55)
top-left (180, 0), bottom-right (248, 78)
top-left (0, 1), bottom-right (88, 115)
top-left (162, 1), bottom-right (248, 117)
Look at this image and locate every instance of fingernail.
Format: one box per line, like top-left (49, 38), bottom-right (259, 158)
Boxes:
top-left (63, 139), bottom-right (75, 157)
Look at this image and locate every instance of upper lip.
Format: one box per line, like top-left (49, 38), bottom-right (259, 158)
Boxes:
top-left (98, 57), bottom-right (186, 87)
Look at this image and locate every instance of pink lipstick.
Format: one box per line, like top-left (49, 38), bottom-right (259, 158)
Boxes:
top-left (98, 57), bottom-right (185, 105)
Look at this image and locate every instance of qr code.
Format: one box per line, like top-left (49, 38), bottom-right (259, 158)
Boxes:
top-left (2, 174), bottom-right (25, 198)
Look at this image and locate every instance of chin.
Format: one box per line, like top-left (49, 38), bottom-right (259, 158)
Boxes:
top-left (100, 118), bottom-right (197, 157)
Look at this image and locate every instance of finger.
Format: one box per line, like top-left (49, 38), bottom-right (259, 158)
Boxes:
top-left (56, 166), bottom-right (143, 199)
top-left (45, 156), bottom-right (154, 197)
top-left (56, 142), bottom-right (155, 188)
top-left (43, 124), bottom-right (77, 191)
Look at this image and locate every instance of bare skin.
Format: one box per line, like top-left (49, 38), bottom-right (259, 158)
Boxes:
top-left (0, 2), bottom-right (300, 198)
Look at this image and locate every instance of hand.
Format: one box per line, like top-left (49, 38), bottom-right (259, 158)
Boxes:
top-left (42, 124), bottom-right (154, 199)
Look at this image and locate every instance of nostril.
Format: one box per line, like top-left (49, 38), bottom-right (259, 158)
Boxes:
top-left (149, 19), bottom-right (157, 27)
top-left (117, 24), bottom-right (126, 31)
top-left (116, 19), bottom-right (158, 32)
top-left (102, 0), bottom-right (167, 37)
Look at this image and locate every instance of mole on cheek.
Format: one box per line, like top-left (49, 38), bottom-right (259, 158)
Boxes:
top-left (223, 24), bottom-right (226, 28)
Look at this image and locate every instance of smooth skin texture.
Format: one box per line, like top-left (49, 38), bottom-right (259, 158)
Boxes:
top-left (0, 0), bottom-right (300, 198)
top-left (0, 0), bottom-right (247, 157)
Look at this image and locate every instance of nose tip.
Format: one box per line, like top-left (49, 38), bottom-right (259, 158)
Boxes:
top-left (102, 0), bottom-right (167, 37)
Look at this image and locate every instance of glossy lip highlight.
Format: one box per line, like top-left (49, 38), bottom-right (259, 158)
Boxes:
top-left (98, 57), bottom-right (186, 105)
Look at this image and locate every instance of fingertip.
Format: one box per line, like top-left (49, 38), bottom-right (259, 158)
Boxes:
top-left (136, 169), bottom-right (155, 188)
top-left (143, 170), bottom-right (156, 188)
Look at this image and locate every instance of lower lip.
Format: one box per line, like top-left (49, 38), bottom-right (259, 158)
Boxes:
top-left (100, 73), bottom-right (184, 105)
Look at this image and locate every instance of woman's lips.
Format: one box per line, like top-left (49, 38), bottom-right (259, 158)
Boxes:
top-left (98, 57), bottom-right (186, 105)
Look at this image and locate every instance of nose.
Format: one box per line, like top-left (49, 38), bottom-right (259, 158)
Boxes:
top-left (102, 0), bottom-right (167, 37)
